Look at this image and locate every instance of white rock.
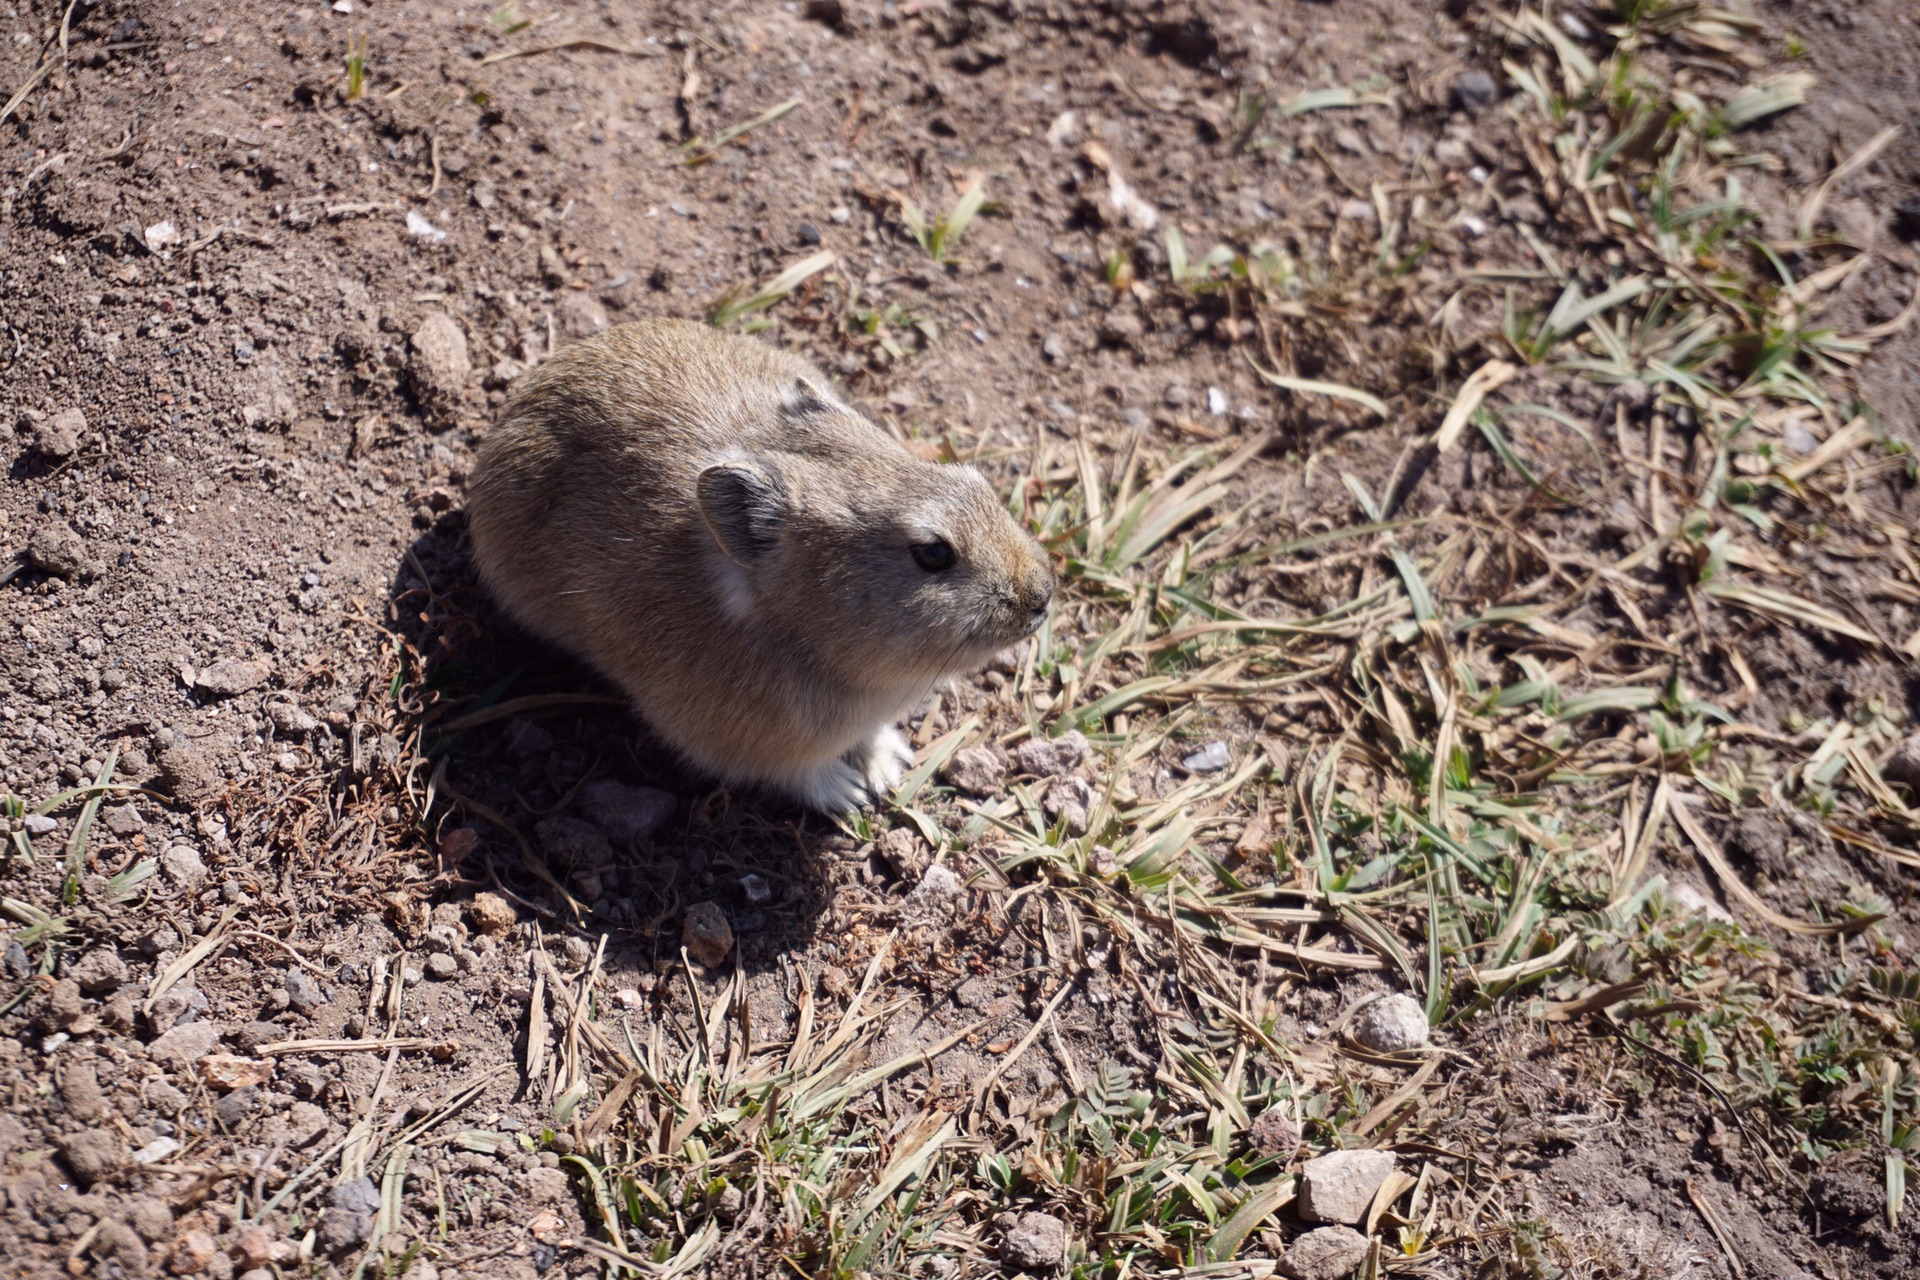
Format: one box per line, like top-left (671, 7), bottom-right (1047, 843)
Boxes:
top-left (1349, 993), bottom-right (1429, 1053)
top-left (1298, 1149), bottom-right (1396, 1225)
top-left (406, 210), bottom-right (448, 243)
top-left (1182, 741), bottom-right (1231, 773)
top-left (133, 1136), bottom-right (181, 1165)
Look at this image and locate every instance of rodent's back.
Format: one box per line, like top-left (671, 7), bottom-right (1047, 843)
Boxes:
top-left (466, 319), bottom-right (892, 643)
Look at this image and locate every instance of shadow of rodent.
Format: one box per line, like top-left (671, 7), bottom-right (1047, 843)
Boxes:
top-left (388, 510), bottom-right (851, 971)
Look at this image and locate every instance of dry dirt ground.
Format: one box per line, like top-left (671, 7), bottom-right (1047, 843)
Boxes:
top-left (3, 2), bottom-right (1919, 1279)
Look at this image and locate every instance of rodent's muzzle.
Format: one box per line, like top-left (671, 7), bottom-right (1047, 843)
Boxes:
top-left (1018, 565), bottom-right (1055, 635)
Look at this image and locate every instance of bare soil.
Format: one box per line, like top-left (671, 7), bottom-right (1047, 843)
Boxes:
top-left (2, 2), bottom-right (1917, 1279)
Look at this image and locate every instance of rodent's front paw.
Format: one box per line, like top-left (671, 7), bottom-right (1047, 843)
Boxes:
top-left (786, 728), bottom-right (914, 813)
top-left (787, 757), bottom-right (873, 814)
top-left (857, 726), bottom-right (914, 800)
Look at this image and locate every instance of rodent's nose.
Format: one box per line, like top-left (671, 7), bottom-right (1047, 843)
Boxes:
top-left (1022, 564), bottom-right (1055, 627)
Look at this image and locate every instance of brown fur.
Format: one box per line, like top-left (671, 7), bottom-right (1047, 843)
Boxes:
top-left (465, 319), bottom-right (1055, 811)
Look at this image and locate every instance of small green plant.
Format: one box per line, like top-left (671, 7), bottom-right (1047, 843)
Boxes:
top-left (709, 249), bottom-right (836, 328)
top-left (488, 1), bottom-right (531, 35)
top-left (848, 297), bottom-right (937, 361)
top-left (899, 182), bottom-right (988, 263)
top-left (346, 33), bottom-right (368, 101)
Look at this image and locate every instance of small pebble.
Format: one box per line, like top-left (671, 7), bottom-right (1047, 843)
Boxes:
top-left (683, 901), bottom-right (734, 967)
top-left (1453, 70), bottom-right (1499, 113)
top-left (1350, 993), bottom-right (1430, 1052)
top-left (1182, 741), bottom-right (1231, 774)
top-left (797, 222), bottom-right (821, 245)
top-left (1278, 1226), bottom-right (1371, 1280)
top-left (942, 744), bottom-right (1008, 796)
top-left (999, 1211), bottom-right (1068, 1272)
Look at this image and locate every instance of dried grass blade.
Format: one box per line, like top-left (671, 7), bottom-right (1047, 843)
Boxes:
top-left (1703, 578), bottom-right (1880, 646)
top-left (144, 904), bottom-right (240, 1014)
top-left (1671, 798), bottom-right (1879, 936)
top-left (1434, 359), bottom-right (1519, 452)
top-left (894, 715), bottom-right (978, 806)
top-left (1779, 416), bottom-right (1872, 483)
top-left (854, 1111), bottom-right (956, 1220)
top-left (1249, 358), bottom-right (1389, 417)
top-left (478, 37), bottom-right (661, 67)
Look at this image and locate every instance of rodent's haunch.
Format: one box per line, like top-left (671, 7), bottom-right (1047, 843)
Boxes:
top-left (465, 318), bottom-right (1055, 812)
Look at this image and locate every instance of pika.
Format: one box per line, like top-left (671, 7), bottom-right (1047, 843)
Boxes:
top-left (466, 319), bottom-right (1055, 812)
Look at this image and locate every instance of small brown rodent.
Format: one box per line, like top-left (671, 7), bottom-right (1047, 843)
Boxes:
top-left (465, 319), bottom-right (1054, 812)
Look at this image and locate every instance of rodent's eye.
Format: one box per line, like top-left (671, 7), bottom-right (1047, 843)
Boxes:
top-left (909, 540), bottom-right (955, 573)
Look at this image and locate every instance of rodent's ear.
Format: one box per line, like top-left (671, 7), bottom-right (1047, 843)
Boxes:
top-left (781, 376), bottom-right (850, 420)
top-left (697, 461), bottom-right (787, 568)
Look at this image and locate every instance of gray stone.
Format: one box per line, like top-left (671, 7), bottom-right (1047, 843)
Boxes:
top-left (1453, 70), bottom-right (1499, 113)
top-left (1000, 1211), bottom-right (1069, 1272)
top-left (1278, 1225), bottom-right (1371, 1280)
top-left (1349, 994), bottom-right (1429, 1053)
top-left (161, 843), bottom-right (209, 887)
top-left (34, 406), bottom-right (85, 459)
top-left (424, 952), bottom-right (458, 981)
top-left (1017, 731), bottom-right (1088, 777)
top-left (147, 1020), bottom-right (224, 1066)
top-left (1298, 1149), bottom-right (1396, 1225)
top-left (577, 778), bottom-right (675, 842)
top-left (147, 985), bottom-right (206, 1029)
top-left (875, 826), bottom-right (931, 879)
top-left (157, 740), bottom-right (223, 806)
top-left (899, 864), bottom-right (965, 921)
top-left (90, 1219), bottom-right (149, 1275)
top-left (556, 290), bottom-right (610, 339)
top-left (942, 744), bottom-right (1007, 796)
top-left (332, 1175), bottom-right (383, 1216)
top-left (1098, 310), bottom-right (1144, 346)
top-left (102, 803), bottom-right (145, 836)
top-left (69, 948), bottom-right (130, 994)
top-left (215, 1085), bottom-right (262, 1127)
top-left (127, 1197), bottom-right (174, 1243)
top-left (28, 521), bottom-right (95, 578)
top-left (197, 657), bottom-right (271, 698)
top-left (410, 313), bottom-right (470, 393)
top-left (266, 699), bottom-right (319, 735)
top-left (1042, 775), bottom-right (1095, 835)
